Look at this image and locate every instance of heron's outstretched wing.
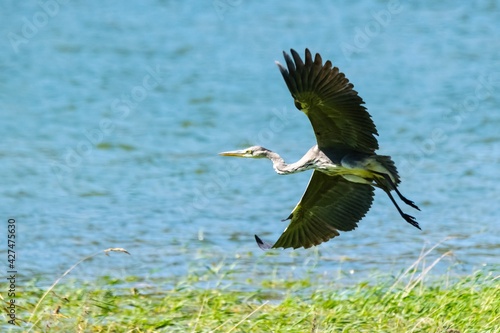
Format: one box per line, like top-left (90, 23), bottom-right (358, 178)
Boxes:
top-left (272, 171), bottom-right (374, 249)
top-left (277, 49), bottom-right (379, 153)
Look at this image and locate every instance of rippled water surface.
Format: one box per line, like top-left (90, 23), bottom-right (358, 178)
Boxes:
top-left (1, 1), bottom-right (499, 286)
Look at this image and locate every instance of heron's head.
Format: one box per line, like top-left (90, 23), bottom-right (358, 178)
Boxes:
top-left (219, 146), bottom-right (271, 159)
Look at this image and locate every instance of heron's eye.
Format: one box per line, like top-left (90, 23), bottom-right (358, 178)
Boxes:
top-left (245, 150), bottom-right (253, 155)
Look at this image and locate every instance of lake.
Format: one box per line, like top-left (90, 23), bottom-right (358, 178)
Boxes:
top-left (0, 0), bottom-right (498, 287)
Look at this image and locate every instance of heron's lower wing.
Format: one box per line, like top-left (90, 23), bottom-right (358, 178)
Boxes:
top-left (272, 171), bottom-right (374, 249)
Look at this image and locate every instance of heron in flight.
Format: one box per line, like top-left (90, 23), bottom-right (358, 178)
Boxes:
top-left (220, 49), bottom-right (420, 250)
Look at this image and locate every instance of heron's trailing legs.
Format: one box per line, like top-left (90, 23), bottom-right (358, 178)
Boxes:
top-left (373, 171), bottom-right (420, 211)
top-left (372, 171), bottom-right (421, 230)
top-left (385, 190), bottom-right (420, 229)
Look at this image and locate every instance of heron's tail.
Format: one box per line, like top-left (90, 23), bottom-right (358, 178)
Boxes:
top-left (373, 155), bottom-right (401, 188)
top-left (372, 155), bottom-right (420, 213)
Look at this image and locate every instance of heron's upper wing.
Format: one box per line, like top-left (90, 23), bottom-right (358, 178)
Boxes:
top-left (272, 171), bottom-right (374, 249)
top-left (277, 49), bottom-right (379, 153)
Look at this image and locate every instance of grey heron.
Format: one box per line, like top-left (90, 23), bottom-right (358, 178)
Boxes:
top-left (220, 49), bottom-right (420, 250)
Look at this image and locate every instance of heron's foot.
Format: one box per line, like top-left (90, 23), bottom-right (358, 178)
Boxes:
top-left (255, 235), bottom-right (273, 250)
top-left (403, 213), bottom-right (421, 230)
top-left (400, 196), bottom-right (420, 211)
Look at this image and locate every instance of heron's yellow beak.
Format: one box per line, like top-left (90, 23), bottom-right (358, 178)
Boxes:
top-left (218, 149), bottom-right (248, 157)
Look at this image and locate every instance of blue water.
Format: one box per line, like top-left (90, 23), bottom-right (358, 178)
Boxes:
top-left (0, 1), bottom-right (499, 287)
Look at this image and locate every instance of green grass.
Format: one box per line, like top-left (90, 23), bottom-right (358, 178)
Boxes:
top-left (2, 249), bottom-right (499, 332)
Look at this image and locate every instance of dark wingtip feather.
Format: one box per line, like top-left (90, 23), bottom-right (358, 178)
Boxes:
top-left (290, 49), bottom-right (304, 70)
top-left (277, 56), bottom-right (298, 95)
top-left (304, 48), bottom-right (313, 66)
top-left (283, 50), bottom-right (296, 75)
top-left (254, 235), bottom-right (273, 250)
top-left (275, 61), bottom-right (287, 75)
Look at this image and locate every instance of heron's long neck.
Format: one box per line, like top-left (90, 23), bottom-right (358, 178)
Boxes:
top-left (265, 150), bottom-right (313, 175)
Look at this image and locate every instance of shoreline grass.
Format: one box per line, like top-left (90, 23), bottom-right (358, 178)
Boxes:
top-left (2, 247), bottom-right (498, 332)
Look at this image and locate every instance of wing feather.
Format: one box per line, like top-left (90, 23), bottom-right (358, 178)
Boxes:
top-left (272, 171), bottom-right (374, 249)
top-left (277, 49), bottom-right (379, 153)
